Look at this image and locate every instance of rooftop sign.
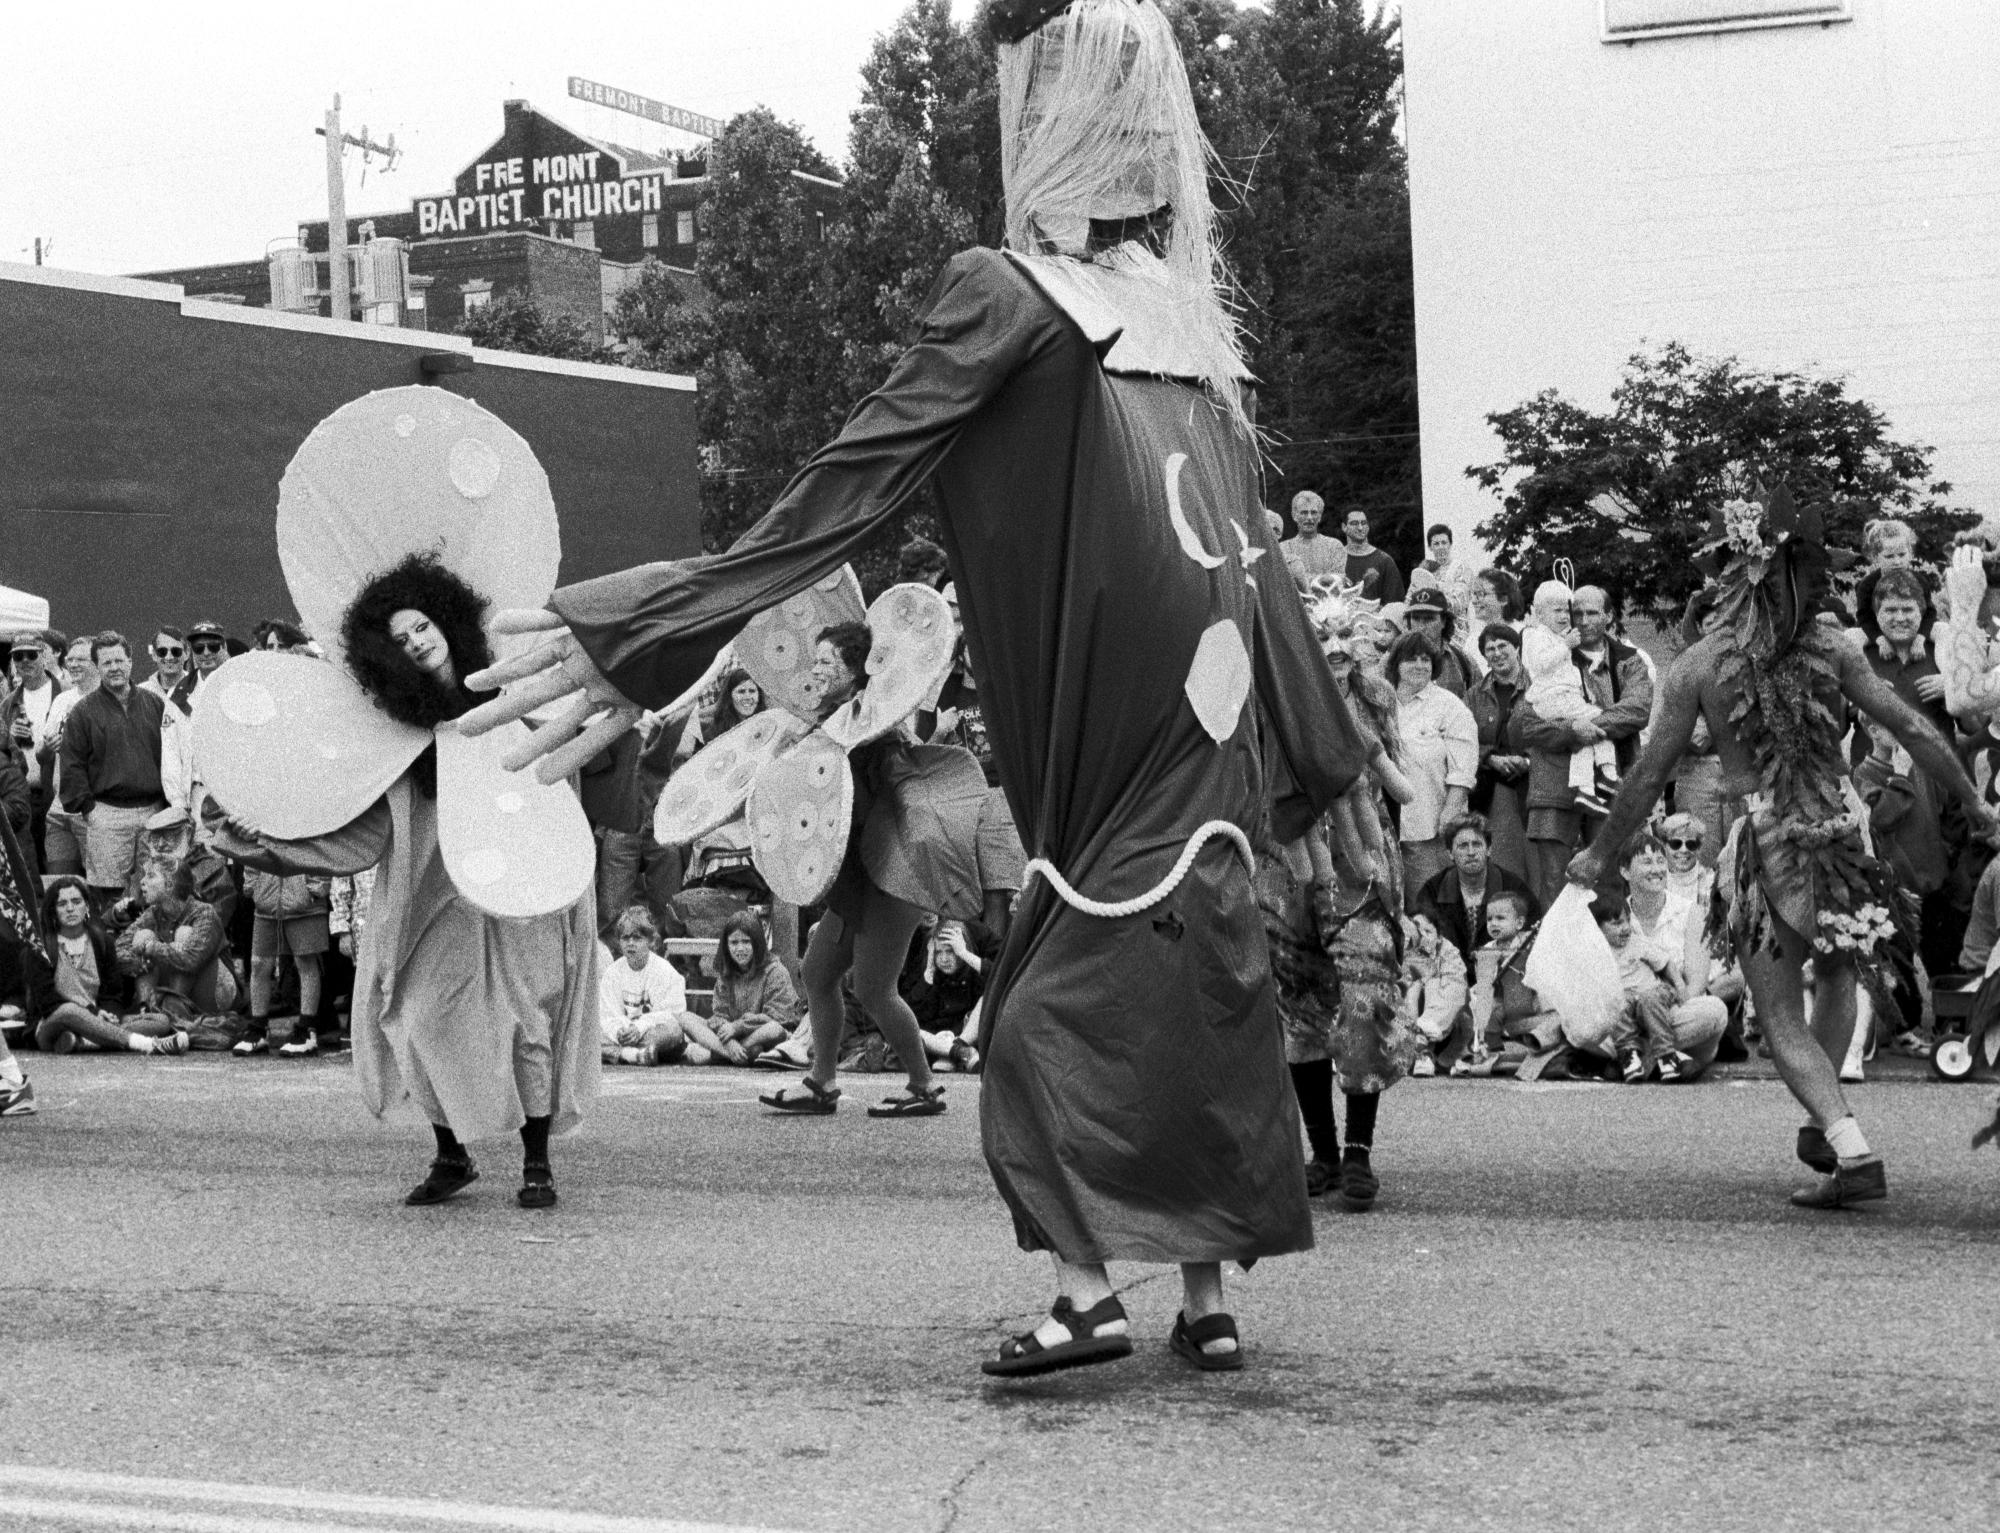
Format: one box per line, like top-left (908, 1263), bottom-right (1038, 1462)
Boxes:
top-left (567, 77), bottom-right (727, 140)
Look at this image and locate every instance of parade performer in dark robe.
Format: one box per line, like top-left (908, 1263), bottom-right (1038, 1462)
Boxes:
top-left (1568, 486), bottom-right (1996, 1207)
top-left (460, 0), bottom-right (1364, 1373)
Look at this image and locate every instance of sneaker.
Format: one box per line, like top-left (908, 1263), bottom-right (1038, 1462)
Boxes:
top-left (1656, 1051), bottom-right (1684, 1084)
top-left (276, 1026), bottom-right (318, 1058)
top-left (1619, 1048), bottom-right (1647, 1083)
top-left (152, 1031), bottom-right (191, 1057)
top-left (617, 1046), bottom-right (645, 1066)
top-left (1410, 1052), bottom-right (1437, 1078)
top-left (233, 1031), bottom-right (269, 1057)
top-left (0, 1079), bottom-right (36, 1116)
top-left (1789, 1155), bottom-right (1887, 1210)
top-left (948, 1039), bottom-right (981, 1074)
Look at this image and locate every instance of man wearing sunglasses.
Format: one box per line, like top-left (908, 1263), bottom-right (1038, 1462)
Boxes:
top-left (1, 630), bottom-right (65, 865)
top-left (138, 628), bottom-right (189, 704)
top-left (174, 621), bottom-right (232, 711)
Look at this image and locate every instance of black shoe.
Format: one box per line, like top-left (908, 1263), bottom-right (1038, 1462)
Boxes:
top-left (405, 1156), bottom-right (478, 1206)
top-left (1304, 1158), bottom-right (1339, 1197)
top-left (1790, 1155), bottom-right (1887, 1210)
top-left (232, 1029), bottom-right (269, 1057)
top-left (276, 1024), bottom-right (318, 1058)
top-left (518, 1160), bottom-right (557, 1209)
top-left (1337, 1152), bottom-right (1379, 1212)
top-left (1795, 1125), bottom-right (1838, 1175)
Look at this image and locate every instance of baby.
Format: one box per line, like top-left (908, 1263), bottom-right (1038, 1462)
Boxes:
top-left (1522, 579), bottom-right (1618, 815)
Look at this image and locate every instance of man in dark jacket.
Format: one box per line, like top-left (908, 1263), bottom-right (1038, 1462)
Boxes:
top-left (1415, 813), bottom-right (1539, 966)
top-left (60, 632), bottom-right (167, 906)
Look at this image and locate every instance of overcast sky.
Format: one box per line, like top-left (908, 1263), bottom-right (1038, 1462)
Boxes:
top-left (2, 0), bottom-right (999, 277)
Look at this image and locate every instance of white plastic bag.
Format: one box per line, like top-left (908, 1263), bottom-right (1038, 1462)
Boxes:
top-left (1522, 884), bottom-right (1625, 1051)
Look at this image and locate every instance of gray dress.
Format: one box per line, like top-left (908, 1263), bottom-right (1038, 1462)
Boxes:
top-left (217, 769), bottom-right (600, 1143)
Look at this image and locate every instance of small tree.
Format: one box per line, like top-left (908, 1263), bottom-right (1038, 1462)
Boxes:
top-left (455, 296), bottom-right (605, 361)
top-left (1469, 342), bottom-right (1975, 621)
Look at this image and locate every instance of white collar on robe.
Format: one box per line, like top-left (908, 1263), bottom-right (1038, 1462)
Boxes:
top-left (1005, 245), bottom-right (1253, 385)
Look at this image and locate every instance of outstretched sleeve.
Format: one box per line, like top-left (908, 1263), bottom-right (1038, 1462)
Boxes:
top-left (209, 799), bottom-right (393, 880)
top-left (551, 250), bottom-right (1058, 710)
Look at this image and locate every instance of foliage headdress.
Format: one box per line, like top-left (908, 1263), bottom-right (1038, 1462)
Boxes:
top-left (1693, 481), bottom-right (1855, 663)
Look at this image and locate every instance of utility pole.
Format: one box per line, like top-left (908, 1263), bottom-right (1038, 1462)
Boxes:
top-left (316, 95), bottom-right (399, 322)
top-left (32, 237), bottom-right (50, 266)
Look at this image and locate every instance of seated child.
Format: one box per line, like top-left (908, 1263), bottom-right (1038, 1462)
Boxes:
top-left (708, 912), bottom-right (800, 1063)
top-left (907, 919), bottom-right (989, 1073)
top-left (599, 904), bottom-right (694, 1065)
top-left (1402, 911), bottom-right (1469, 1076)
top-left (1592, 888), bottom-right (1686, 1082)
top-left (1459, 889), bottom-right (1563, 1074)
top-left (1523, 579), bottom-right (1617, 815)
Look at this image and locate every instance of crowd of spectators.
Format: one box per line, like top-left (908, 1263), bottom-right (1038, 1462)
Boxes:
top-left (2, 504), bottom-right (1993, 1113)
top-left (1275, 493), bottom-right (2000, 1085)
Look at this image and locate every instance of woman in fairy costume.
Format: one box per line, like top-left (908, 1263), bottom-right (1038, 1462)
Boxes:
top-left (1258, 580), bottom-right (1419, 1213)
top-left (199, 387), bottom-right (601, 1212)
top-left (1569, 485), bottom-right (1996, 1207)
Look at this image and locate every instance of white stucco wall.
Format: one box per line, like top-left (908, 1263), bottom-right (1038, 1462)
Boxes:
top-left (1403, 0), bottom-right (2000, 549)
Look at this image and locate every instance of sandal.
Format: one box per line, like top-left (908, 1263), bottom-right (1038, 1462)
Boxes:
top-left (982, 1295), bottom-right (1133, 1377)
top-left (517, 1160), bottom-right (557, 1209)
top-left (867, 1083), bottom-right (947, 1118)
top-left (1304, 1158), bottom-right (1339, 1197)
top-left (1170, 1310), bottom-right (1244, 1373)
top-left (404, 1156), bottom-right (478, 1206)
top-left (760, 1077), bottom-right (840, 1115)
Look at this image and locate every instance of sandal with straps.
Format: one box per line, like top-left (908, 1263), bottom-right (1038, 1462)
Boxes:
top-left (867, 1083), bottom-right (947, 1118)
top-left (982, 1294), bottom-right (1134, 1378)
top-left (517, 1159), bottom-right (557, 1209)
top-left (760, 1077), bottom-right (840, 1115)
top-left (1170, 1310), bottom-right (1244, 1373)
top-left (404, 1156), bottom-right (478, 1207)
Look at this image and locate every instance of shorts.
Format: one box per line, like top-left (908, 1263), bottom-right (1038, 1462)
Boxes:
top-left (84, 800), bottom-right (162, 889)
top-left (252, 911), bottom-right (331, 959)
top-left (974, 787), bottom-right (1026, 894)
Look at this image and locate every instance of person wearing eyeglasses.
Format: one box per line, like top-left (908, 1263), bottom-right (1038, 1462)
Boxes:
top-left (1, 629), bottom-right (65, 867)
top-left (138, 629), bottom-right (189, 703)
top-left (172, 621), bottom-right (232, 711)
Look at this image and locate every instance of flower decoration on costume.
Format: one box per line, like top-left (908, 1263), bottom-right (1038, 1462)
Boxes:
top-left (651, 572), bottom-right (962, 907)
top-left (191, 386), bottom-right (594, 919)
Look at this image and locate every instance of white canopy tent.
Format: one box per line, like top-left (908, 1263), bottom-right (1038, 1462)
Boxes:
top-left (0, 584), bottom-right (51, 635)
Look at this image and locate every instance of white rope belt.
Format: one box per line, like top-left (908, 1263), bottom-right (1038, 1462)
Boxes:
top-left (1023, 820), bottom-right (1256, 920)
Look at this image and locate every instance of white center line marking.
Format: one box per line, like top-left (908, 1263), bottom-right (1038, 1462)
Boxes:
top-left (0, 1466), bottom-right (804, 1533)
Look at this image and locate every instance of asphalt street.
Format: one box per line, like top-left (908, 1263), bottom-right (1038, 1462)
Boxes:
top-left (5, 1050), bottom-right (1999, 1533)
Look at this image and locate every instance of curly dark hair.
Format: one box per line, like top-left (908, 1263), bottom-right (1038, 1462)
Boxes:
top-left (340, 555), bottom-right (494, 731)
top-left (816, 623), bottom-right (872, 686)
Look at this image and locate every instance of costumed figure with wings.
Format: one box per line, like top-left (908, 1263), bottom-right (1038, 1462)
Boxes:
top-left (645, 568), bottom-right (979, 1114)
top-left (1567, 485), bottom-right (1997, 1207)
top-left (198, 388), bottom-right (602, 1212)
top-left (459, 0), bottom-right (1365, 1375)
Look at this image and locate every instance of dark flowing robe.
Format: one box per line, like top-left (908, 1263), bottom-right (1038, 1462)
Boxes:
top-left (552, 247), bottom-right (1365, 1262)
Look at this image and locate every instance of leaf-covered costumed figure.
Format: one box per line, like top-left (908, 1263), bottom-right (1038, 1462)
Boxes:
top-left (1693, 485), bottom-right (1912, 989)
top-left (200, 386), bottom-right (601, 1209)
top-left (460, 0), bottom-right (1366, 1371)
top-left (1568, 480), bottom-right (1994, 1209)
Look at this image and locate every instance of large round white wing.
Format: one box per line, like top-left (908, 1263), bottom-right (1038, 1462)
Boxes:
top-left (820, 583), bottom-right (959, 750)
top-left (738, 566), bottom-right (866, 722)
top-left (434, 722), bottom-right (596, 918)
top-left (653, 709), bottom-right (809, 845)
top-left (193, 653), bottom-right (428, 839)
top-left (745, 732), bottom-right (854, 908)
top-left (276, 386), bottom-right (560, 669)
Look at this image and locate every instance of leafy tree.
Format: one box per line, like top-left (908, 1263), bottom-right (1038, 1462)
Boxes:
top-left (1468, 342), bottom-right (1976, 621)
top-left (455, 296), bottom-right (606, 361)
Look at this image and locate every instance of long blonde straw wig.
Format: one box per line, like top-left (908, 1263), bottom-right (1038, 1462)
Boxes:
top-left (996, 0), bottom-right (1250, 423)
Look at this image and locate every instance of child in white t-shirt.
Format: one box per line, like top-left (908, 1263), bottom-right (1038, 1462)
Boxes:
top-left (599, 905), bottom-right (692, 1065)
top-left (1522, 579), bottom-right (1617, 814)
